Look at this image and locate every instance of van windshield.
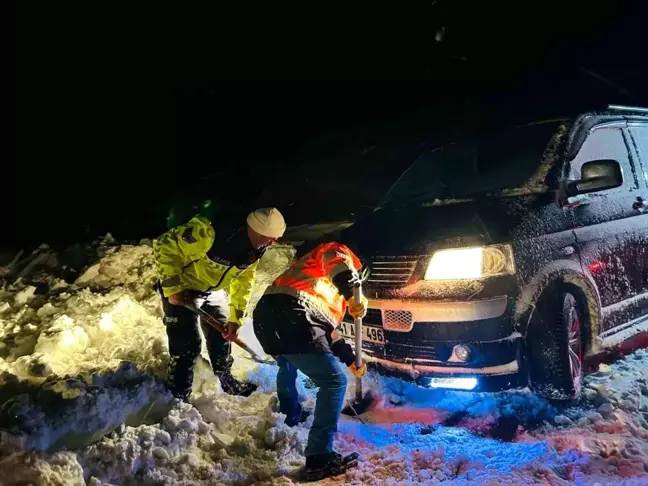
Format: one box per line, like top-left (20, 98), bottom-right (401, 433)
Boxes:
top-left (383, 121), bottom-right (565, 206)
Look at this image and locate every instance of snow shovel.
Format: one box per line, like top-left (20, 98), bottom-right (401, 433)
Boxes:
top-left (186, 304), bottom-right (276, 365)
top-left (341, 283), bottom-right (377, 419)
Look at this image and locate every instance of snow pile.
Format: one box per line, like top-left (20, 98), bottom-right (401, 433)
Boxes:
top-left (1, 238), bottom-right (647, 485)
top-left (0, 361), bottom-right (173, 452)
top-left (0, 243), bottom-right (167, 381)
top-left (0, 241), bottom-right (295, 383)
top-left (0, 239), bottom-right (309, 484)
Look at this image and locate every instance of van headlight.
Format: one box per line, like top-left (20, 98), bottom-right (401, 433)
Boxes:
top-left (424, 244), bottom-right (515, 280)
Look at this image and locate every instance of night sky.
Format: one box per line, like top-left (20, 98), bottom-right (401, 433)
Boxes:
top-left (12, 1), bottom-right (647, 250)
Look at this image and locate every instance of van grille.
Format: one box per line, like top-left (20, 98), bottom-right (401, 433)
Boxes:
top-left (386, 342), bottom-right (451, 361)
top-left (343, 308), bottom-right (383, 326)
top-left (367, 256), bottom-right (419, 288)
top-left (383, 310), bottom-right (414, 332)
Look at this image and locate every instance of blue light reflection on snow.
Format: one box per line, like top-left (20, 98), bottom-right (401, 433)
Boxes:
top-left (244, 361), bottom-right (593, 480)
top-left (245, 365), bottom-right (558, 427)
top-left (375, 373), bottom-right (557, 421)
top-left (337, 421), bottom-right (581, 476)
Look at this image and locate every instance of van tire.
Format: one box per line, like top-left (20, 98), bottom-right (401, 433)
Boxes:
top-left (527, 290), bottom-right (584, 401)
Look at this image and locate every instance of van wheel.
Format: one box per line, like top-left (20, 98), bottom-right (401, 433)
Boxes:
top-left (527, 291), bottom-right (583, 401)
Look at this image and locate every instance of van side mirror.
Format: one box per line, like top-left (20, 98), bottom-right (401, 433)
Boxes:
top-left (566, 159), bottom-right (623, 197)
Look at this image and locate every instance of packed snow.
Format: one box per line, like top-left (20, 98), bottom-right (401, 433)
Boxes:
top-left (0, 238), bottom-right (647, 485)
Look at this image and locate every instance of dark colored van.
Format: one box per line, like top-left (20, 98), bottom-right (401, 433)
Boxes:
top-left (339, 105), bottom-right (648, 400)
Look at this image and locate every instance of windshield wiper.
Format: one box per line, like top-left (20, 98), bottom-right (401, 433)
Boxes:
top-left (384, 192), bottom-right (440, 208)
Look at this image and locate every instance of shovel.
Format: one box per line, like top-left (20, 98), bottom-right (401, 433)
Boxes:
top-left (341, 283), bottom-right (378, 418)
top-left (186, 303), bottom-right (276, 365)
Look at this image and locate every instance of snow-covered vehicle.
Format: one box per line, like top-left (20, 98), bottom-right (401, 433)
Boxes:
top-left (339, 105), bottom-right (648, 400)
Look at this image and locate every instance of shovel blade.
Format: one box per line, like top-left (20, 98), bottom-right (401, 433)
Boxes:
top-left (241, 354), bottom-right (276, 365)
top-left (341, 390), bottom-right (378, 417)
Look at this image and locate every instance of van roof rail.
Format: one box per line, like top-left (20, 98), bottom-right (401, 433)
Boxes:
top-left (607, 104), bottom-right (648, 114)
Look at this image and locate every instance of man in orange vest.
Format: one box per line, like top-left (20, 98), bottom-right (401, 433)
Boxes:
top-left (253, 242), bottom-right (368, 481)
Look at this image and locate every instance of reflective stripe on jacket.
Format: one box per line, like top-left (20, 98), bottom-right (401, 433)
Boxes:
top-left (152, 215), bottom-right (258, 326)
top-left (265, 242), bottom-right (362, 325)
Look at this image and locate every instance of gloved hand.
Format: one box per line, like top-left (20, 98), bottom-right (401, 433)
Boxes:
top-left (349, 361), bottom-right (367, 377)
top-left (168, 291), bottom-right (188, 306)
top-left (223, 322), bottom-right (240, 342)
top-left (347, 295), bottom-right (368, 319)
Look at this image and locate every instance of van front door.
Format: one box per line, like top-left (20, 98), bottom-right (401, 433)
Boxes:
top-left (626, 124), bottom-right (648, 323)
top-left (567, 124), bottom-right (647, 334)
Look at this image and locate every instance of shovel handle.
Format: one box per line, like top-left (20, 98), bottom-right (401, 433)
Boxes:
top-left (352, 284), bottom-right (364, 402)
top-left (353, 285), bottom-right (363, 368)
top-left (189, 304), bottom-right (266, 362)
top-left (231, 336), bottom-right (261, 359)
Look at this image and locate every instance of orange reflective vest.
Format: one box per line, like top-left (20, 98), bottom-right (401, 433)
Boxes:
top-left (265, 242), bottom-right (362, 325)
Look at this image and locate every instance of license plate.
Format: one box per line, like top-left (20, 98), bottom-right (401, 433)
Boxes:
top-left (339, 322), bottom-right (385, 344)
top-left (428, 377), bottom-right (478, 390)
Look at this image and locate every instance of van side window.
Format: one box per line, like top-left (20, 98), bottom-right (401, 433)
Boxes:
top-left (628, 126), bottom-right (648, 188)
top-left (569, 127), bottom-right (639, 191)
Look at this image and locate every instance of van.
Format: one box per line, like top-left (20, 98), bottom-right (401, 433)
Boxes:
top-left (339, 105), bottom-right (648, 400)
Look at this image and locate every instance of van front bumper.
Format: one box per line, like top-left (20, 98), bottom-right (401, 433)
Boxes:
top-left (344, 296), bottom-right (526, 392)
top-left (364, 341), bottom-right (524, 392)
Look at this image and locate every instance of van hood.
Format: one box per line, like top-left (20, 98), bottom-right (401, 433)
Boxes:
top-left (339, 197), bottom-right (552, 256)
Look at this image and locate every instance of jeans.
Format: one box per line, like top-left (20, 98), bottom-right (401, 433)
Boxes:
top-left (276, 353), bottom-right (347, 456)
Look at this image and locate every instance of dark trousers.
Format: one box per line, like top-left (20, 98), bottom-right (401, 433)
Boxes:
top-left (161, 292), bottom-right (232, 400)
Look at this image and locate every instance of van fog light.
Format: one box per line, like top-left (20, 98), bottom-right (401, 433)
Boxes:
top-left (452, 344), bottom-right (471, 362)
top-left (428, 377), bottom-right (478, 390)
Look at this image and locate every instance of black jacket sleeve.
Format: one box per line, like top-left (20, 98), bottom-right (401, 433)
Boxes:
top-left (332, 270), bottom-right (360, 300)
top-left (330, 338), bottom-right (355, 366)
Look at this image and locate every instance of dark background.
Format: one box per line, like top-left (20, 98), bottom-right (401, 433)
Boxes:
top-left (12, 1), bottom-right (647, 250)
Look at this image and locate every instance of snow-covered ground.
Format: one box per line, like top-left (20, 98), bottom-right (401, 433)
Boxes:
top-left (0, 239), bottom-right (647, 485)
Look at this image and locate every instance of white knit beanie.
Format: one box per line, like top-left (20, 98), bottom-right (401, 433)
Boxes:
top-left (246, 207), bottom-right (286, 238)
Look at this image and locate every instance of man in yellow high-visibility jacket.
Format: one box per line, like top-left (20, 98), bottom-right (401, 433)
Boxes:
top-left (153, 207), bottom-right (286, 399)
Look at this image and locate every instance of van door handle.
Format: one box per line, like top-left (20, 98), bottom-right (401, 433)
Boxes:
top-left (563, 245), bottom-right (576, 256)
top-left (633, 196), bottom-right (646, 212)
top-left (565, 195), bottom-right (590, 209)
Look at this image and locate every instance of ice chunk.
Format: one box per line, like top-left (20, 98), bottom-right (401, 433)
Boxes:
top-left (101, 233), bottom-right (117, 246)
top-left (598, 363), bottom-right (612, 374)
top-left (213, 432), bottom-right (235, 447)
top-left (75, 264), bottom-right (101, 284)
top-left (155, 429), bottom-right (171, 445)
top-left (554, 415), bottom-right (573, 426)
top-left (177, 418), bottom-right (198, 433)
top-left (197, 421), bottom-right (210, 435)
top-left (163, 415), bottom-right (180, 432)
top-left (138, 427), bottom-right (156, 441)
top-left (598, 403), bottom-right (615, 416)
top-left (179, 453), bottom-right (199, 466)
top-left (14, 286), bottom-right (37, 307)
top-left (153, 447), bottom-right (169, 460)
top-left (264, 426), bottom-right (287, 447)
top-left (587, 412), bottom-right (604, 423)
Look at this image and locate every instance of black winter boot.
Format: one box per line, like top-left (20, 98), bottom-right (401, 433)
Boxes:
top-left (303, 451), bottom-right (360, 481)
top-left (219, 372), bottom-right (257, 397)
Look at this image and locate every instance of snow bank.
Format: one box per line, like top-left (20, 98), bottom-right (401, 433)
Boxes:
top-left (0, 238), bottom-right (647, 485)
top-left (0, 361), bottom-right (173, 452)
